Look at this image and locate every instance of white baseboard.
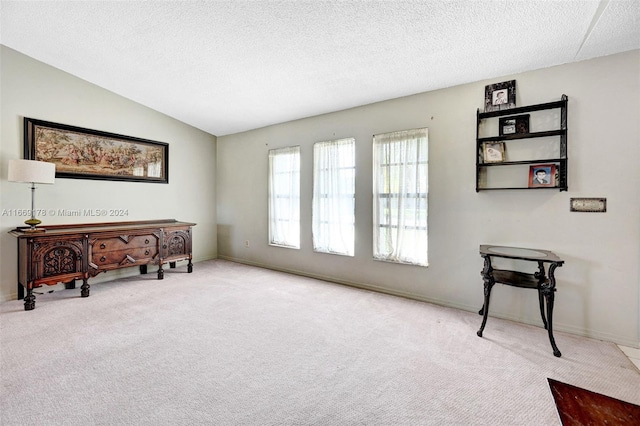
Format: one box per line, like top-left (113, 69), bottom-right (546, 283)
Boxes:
top-left (217, 255), bottom-right (640, 348)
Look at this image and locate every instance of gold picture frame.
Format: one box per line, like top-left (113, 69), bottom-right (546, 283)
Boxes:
top-left (482, 142), bottom-right (506, 163)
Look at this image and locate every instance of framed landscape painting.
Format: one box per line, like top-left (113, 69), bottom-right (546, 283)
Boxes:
top-left (24, 117), bottom-right (169, 183)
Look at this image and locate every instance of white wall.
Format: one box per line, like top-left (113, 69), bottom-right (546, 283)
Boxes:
top-left (217, 50), bottom-right (640, 347)
top-left (0, 46), bottom-right (218, 301)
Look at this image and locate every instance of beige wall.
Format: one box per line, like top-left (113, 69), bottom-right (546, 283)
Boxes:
top-left (0, 46), bottom-right (218, 301)
top-left (217, 50), bottom-right (640, 347)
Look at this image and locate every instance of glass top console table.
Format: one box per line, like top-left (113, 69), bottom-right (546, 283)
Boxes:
top-left (477, 244), bottom-right (565, 357)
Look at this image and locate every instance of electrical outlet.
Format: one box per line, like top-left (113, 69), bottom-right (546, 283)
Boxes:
top-left (245, 240), bottom-right (250, 247)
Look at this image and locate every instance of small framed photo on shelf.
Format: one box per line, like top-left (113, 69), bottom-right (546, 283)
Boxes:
top-left (482, 142), bottom-right (506, 163)
top-left (499, 114), bottom-right (530, 136)
top-left (484, 80), bottom-right (516, 112)
top-left (529, 164), bottom-right (556, 188)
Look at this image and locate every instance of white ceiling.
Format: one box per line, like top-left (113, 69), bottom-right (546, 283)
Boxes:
top-left (1, 1), bottom-right (639, 136)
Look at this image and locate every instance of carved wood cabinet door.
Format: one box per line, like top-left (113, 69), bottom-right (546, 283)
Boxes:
top-left (30, 237), bottom-right (85, 286)
top-left (162, 228), bottom-right (192, 261)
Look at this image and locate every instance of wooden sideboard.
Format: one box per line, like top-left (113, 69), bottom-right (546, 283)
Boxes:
top-left (9, 219), bottom-right (195, 311)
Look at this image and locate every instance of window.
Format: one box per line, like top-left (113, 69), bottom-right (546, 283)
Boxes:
top-left (312, 138), bottom-right (355, 256)
top-left (268, 146), bottom-right (300, 248)
top-left (373, 128), bottom-right (428, 266)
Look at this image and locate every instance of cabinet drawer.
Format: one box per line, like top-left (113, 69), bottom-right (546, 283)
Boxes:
top-left (89, 233), bottom-right (160, 273)
top-left (91, 234), bottom-right (159, 254)
top-left (92, 246), bottom-right (159, 266)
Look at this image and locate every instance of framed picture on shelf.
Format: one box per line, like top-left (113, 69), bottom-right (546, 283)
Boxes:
top-left (482, 142), bottom-right (506, 163)
top-left (484, 80), bottom-right (516, 112)
top-left (499, 114), bottom-right (530, 136)
top-left (24, 117), bottom-right (169, 183)
top-left (528, 164), bottom-right (556, 188)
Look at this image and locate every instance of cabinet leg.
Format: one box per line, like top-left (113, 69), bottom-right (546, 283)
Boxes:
top-left (24, 289), bottom-right (35, 311)
top-left (477, 256), bottom-right (494, 337)
top-left (538, 289), bottom-right (548, 330)
top-left (546, 263), bottom-right (562, 357)
top-left (169, 262), bottom-right (176, 269)
top-left (477, 282), bottom-right (493, 337)
top-left (535, 262), bottom-right (548, 329)
top-left (544, 289), bottom-right (561, 357)
top-left (140, 265), bottom-right (148, 275)
top-left (80, 279), bottom-right (90, 297)
top-left (65, 279), bottom-right (76, 290)
top-left (187, 260), bottom-right (193, 273)
top-left (158, 266), bottom-right (164, 280)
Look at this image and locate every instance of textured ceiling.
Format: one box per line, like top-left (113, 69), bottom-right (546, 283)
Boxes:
top-left (1, 1), bottom-right (639, 136)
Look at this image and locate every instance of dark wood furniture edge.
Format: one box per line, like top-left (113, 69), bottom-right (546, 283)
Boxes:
top-left (477, 96), bottom-right (567, 119)
top-left (477, 245), bottom-right (564, 357)
top-left (10, 219), bottom-right (195, 234)
top-left (479, 244), bottom-right (564, 263)
top-left (548, 378), bottom-right (640, 425)
top-left (10, 219), bottom-right (195, 311)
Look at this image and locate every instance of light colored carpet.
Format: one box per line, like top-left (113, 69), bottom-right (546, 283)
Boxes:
top-left (1, 259), bottom-right (639, 425)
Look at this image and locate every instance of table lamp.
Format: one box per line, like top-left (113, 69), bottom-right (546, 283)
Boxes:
top-left (8, 159), bottom-right (56, 231)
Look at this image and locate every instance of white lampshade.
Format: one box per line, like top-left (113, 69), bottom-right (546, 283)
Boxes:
top-left (8, 159), bottom-right (55, 184)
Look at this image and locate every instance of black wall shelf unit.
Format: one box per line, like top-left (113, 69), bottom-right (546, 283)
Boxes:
top-left (476, 95), bottom-right (568, 192)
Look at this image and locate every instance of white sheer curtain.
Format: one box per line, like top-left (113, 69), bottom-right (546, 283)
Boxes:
top-left (268, 146), bottom-right (300, 248)
top-left (373, 128), bottom-right (428, 266)
top-left (312, 138), bottom-right (355, 256)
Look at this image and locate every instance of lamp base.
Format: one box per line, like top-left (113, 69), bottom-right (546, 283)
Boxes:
top-left (24, 218), bottom-right (45, 233)
top-left (23, 228), bottom-right (47, 233)
top-left (24, 218), bottom-right (42, 227)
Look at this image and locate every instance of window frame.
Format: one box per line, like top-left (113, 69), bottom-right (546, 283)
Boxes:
top-left (268, 146), bottom-right (301, 249)
top-left (372, 128), bottom-right (429, 266)
top-left (312, 138), bottom-right (356, 256)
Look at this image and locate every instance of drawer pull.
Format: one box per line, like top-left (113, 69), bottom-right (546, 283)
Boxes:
top-left (145, 239), bottom-right (150, 244)
top-left (100, 243), bottom-right (106, 249)
top-left (145, 250), bottom-right (150, 256)
top-left (100, 256), bottom-right (106, 262)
